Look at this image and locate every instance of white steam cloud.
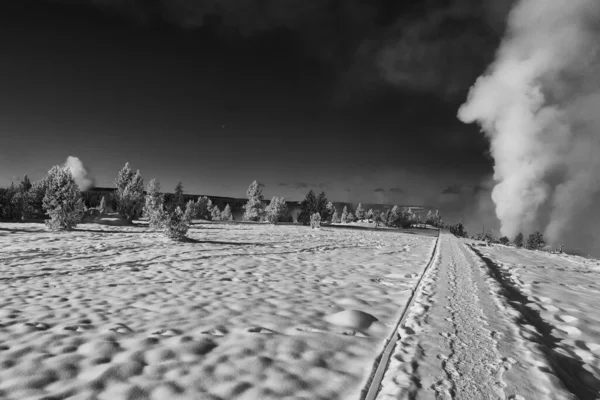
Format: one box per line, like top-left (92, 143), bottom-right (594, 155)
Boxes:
top-left (458, 0), bottom-right (600, 247)
top-left (63, 156), bottom-right (95, 191)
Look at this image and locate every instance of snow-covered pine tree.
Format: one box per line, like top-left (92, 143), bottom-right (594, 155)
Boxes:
top-left (310, 212), bottom-right (321, 229)
top-left (366, 209), bottom-right (374, 221)
top-left (425, 210), bottom-right (434, 225)
top-left (206, 198), bottom-right (214, 220)
top-left (163, 206), bottom-right (190, 241)
top-left (355, 203), bottom-right (365, 221)
top-left (42, 166), bottom-right (85, 231)
top-left (243, 181), bottom-right (265, 221)
top-left (184, 200), bottom-right (196, 221)
top-left (340, 205), bottom-right (348, 223)
top-left (265, 196), bottom-right (288, 224)
top-left (211, 203), bottom-right (222, 221)
top-left (347, 211), bottom-right (356, 223)
top-left (325, 201), bottom-right (335, 223)
top-left (331, 209), bottom-right (340, 223)
top-left (114, 163), bottom-right (144, 222)
top-left (143, 178), bottom-right (167, 229)
top-left (221, 204), bottom-right (233, 221)
top-left (194, 196), bottom-right (209, 219)
top-left (170, 181), bottom-right (185, 213)
top-left (373, 209), bottom-right (382, 227)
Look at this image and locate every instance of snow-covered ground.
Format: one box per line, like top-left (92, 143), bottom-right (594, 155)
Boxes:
top-left (376, 234), bottom-right (600, 400)
top-left (0, 220), bottom-right (436, 400)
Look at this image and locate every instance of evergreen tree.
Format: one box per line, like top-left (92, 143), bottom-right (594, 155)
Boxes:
top-left (373, 210), bottom-right (382, 227)
top-left (514, 232), bottom-right (524, 248)
top-left (20, 175), bottom-right (32, 193)
top-left (206, 198), bottom-right (214, 220)
top-left (316, 191), bottom-right (330, 221)
top-left (355, 203), bottom-right (366, 221)
top-left (340, 205), bottom-right (349, 223)
top-left (382, 209), bottom-right (392, 227)
top-left (367, 209), bottom-right (374, 221)
top-left (310, 212), bottom-right (321, 229)
top-left (4, 183), bottom-right (20, 220)
top-left (325, 201), bottom-right (335, 223)
top-left (347, 212), bottom-right (356, 223)
top-left (449, 222), bottom-right (467, 238)
top-left (388, 205), bottom-right (400, 227)
top-left (265, 196), bottom-right (288, 224)
top-left (114, 163), bottom-right (144, 222)
top-left (331, 209), bottom-right (340, 223)
top-left (425, 210), bottom-right (434, 225)
top-left (143, 178), bottom-right (167, 230)
top-left (221, 204), bottom-right (233, 221)
top-left (498, 236), bottom-right (510, 245)
top-left (25, 178), bottom-right (48, 219)
top-left (211, 203), bottom-right (222, 221)
top-left (42, 166), bottom-right (85, 231)
top-left (184, 200), bottom-right (196, 221)
top-left (243, 180), bottom-right (265, 221)
top-left (526, 231), bottom-right (545, 250)
top-left (298, 190), bottom-right (318, 225)
top-left (170, 181), bottom-right (185, 213)
top-left (163, 206), bottom-right (191, 241)
top-left (195, 196), bottom-right (209, 219)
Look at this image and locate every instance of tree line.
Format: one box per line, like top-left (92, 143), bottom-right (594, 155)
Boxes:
top-left (0, 163), bottom-right (445, 240)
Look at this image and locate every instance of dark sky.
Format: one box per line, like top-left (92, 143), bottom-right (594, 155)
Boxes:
top-left (0, 0), bottom-right (515, 224)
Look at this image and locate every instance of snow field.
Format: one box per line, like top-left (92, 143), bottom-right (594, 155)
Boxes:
top-left (472, 243), bottom-right (600, 398)
top-left (0, 221), bottom-right (436, 400)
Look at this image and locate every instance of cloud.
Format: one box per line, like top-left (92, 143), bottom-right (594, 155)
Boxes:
top-left (295, 182), bottom-right (309, 189)
top-left (278, 182), bottom-right (288, 187)
top-left (373, 188), bottom-right (386, 192)
top-left (389, 187), bottom-right (404, 193)
top-left (63, 156), bottom-right (95, 191)
top-left (51, 0), bottom-right (510, 106)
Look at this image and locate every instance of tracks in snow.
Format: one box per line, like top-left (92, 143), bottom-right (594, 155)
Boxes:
top-left (369, 233), bottom-right (585, 400)
top-left (360, 230), bottom-right (441, 400)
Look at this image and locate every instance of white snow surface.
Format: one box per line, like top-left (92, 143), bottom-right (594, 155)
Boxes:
top-left (0, 221), bottom-right (436, 400)
top-left (376, 234), bottom-right (600, 400)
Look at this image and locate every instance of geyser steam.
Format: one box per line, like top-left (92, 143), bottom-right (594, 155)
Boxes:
top-left (458, 0), bottom-right (600, 246)
top-left (63, 156), bottom-right (95, 191)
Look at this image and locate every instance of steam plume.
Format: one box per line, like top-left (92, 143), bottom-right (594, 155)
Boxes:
top-left (63, 156), bottom-right (95, 191)
top-left (458, 0), bottom-right (600, 248)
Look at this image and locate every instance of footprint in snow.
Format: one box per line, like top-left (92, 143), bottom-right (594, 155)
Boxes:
top-left (64, 324), bottom-right (93, 332)
top-left (246, 326), bottom-right (277, 334)
top-left (24, 322), bottom-right (50, 330)
top-left (201, 327), bottom-right (228, 336)
top-left (151, 328), bottom-right (182, 337)
top-left (109, 323), bottom-right (135, 334)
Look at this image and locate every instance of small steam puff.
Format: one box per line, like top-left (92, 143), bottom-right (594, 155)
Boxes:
top-left (458, 0), bottom-right (600, 247)
top-left (63, 156), bottom-right (95, 191)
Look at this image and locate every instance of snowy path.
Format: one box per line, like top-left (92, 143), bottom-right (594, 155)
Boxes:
top-left (374, 233), bottom-right (579, 400)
